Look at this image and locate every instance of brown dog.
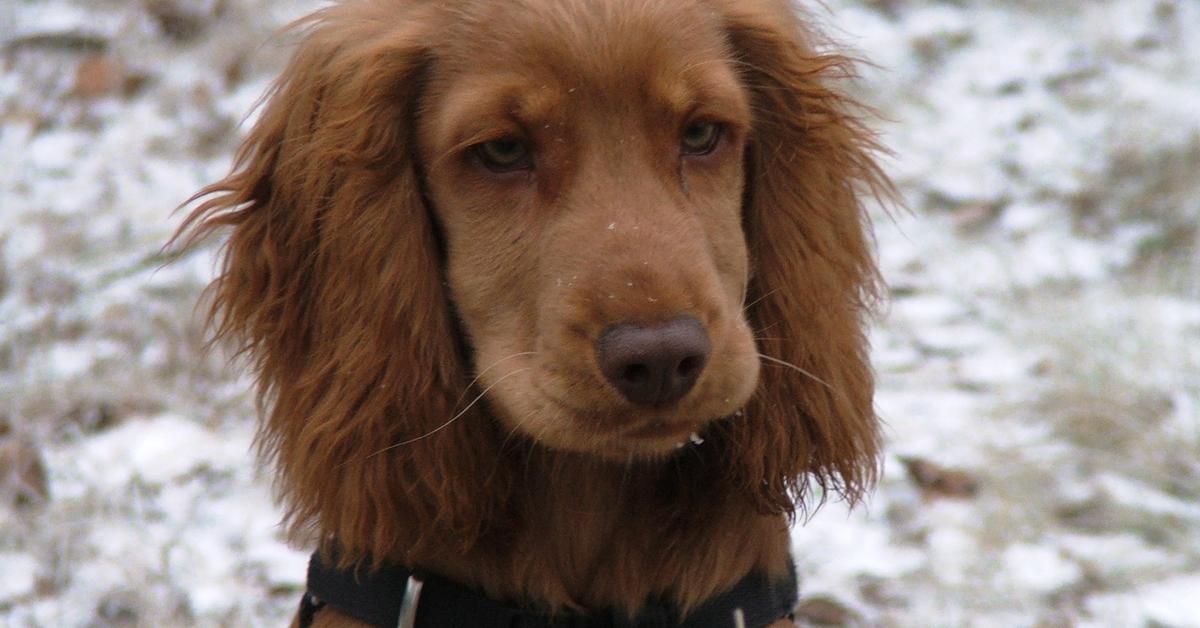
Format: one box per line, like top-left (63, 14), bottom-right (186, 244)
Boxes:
top-left (178, 0), bottom-right (889, 625)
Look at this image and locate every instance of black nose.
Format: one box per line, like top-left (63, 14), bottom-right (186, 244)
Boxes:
top-left (596, 317), bottom-right (712, 407)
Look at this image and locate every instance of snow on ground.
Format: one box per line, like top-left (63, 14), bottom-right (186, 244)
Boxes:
top-left (2, 0), bottom-right (1198, 626)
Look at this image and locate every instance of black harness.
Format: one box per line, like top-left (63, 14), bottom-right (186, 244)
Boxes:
top-left (298, 550), bottom-right (797, 628)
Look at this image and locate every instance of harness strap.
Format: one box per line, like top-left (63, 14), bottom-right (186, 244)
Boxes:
top-left (298, 550), bottom-right (797, 628)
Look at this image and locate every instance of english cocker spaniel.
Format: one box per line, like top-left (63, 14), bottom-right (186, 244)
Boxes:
top-left (178, 0), bottom-right (890, 626)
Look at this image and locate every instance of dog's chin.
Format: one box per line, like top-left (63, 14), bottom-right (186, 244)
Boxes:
top-left (483, 356), bottom-right (756, 461)
top-left (605, 428), bottom-right (714, 462)
top-left (501, 403), bottom-right (726, 463)
top-left (530, 425), bottom-right (714, 463)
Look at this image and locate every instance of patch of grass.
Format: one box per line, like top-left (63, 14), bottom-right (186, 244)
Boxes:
top-left (1071, 133), bottom-right (1200, 296)
top-left (980, 284), bottom-right (1200, 600)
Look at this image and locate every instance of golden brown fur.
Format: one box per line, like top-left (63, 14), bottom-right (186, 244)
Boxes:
top-left (176, 0), bottom-right (890, 624)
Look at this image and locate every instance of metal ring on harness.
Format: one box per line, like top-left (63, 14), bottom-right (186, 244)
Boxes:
top-left (397, 575), bottom-right (424, 628)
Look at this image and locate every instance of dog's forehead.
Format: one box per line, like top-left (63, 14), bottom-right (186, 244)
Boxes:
top-left (434, 0), bottom-right (734, 97)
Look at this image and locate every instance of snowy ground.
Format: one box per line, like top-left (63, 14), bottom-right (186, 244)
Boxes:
top-left (2, 0), bottom-right (1198, 626)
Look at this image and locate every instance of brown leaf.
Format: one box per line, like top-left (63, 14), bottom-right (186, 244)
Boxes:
top-left (950, 200), bottom-right (1005, 233)
top-left (899, 455), bottom-right (979, 499)
top-left (74, 55), bottom-right (124, 99)
top-left (794, 595), bottom-right (861, 626)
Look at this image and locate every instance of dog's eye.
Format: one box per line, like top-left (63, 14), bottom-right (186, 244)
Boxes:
top-left (475, 138), bottom-right (532, 172)
top-left (680, 121), bottom-right (723, 156)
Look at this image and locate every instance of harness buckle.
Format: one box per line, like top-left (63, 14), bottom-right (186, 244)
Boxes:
top-left (397, 575), bottom-right (425, 628)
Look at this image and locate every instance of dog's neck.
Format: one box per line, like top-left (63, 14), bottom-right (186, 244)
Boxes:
top-left (410, 444), bottom-right (794, 615)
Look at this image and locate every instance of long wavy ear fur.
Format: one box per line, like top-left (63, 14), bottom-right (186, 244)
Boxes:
top-left (172, 2), bottom-right (507, 565)
top-left (714, 0), bottom-right (893, 517)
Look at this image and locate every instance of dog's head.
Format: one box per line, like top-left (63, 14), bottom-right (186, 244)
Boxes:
top-left (177, 0), bottom-right (889, 562)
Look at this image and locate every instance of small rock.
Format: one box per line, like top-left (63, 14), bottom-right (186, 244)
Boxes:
top-left (899, 455), bottom-right (979, 499)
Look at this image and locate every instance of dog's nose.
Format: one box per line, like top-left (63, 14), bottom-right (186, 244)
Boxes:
top-left (596, 317), bottom-right (712, 407)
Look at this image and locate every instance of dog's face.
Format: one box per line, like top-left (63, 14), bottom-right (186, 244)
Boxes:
top-left (419, 1), bottom-right (760, 458)
top-left (181, 0), bottom-right (887, 558)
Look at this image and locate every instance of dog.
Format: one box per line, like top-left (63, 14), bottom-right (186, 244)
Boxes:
top-left (177, 0), bottom-right (890, 625)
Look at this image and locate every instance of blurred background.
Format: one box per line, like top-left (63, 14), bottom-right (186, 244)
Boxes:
top-left (1, 0), bottom-right (1197, 625)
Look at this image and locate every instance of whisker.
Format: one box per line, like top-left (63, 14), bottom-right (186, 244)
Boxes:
top-left (522, 411), bottom-right (562, 480)
top-left (752, 321), bottom-right (782, 337)
top-left (499, 406), bottom-right (539, 452)
top-left (758, 353), bottom-right (835, 393)
top-left (357, 367), bottom-right (532, 463)
top-left (742, 287), bottom-right (779, 312)
top-left (454, 351), bottom-right (537, 408)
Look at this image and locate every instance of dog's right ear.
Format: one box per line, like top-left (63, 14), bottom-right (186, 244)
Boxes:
top-left (709, 0), bottom-right (892, 518)
top-left (172, 2), bottom-right (510, 567)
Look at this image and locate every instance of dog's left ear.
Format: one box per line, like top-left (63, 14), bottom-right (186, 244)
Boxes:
top-left (171, 2), bottom-right (511, 566)
top-left (713, 0), bottom-right (893, 515)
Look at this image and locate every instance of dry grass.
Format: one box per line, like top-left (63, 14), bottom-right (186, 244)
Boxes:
top-left (979, 284), bottom-right (1200, 603)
